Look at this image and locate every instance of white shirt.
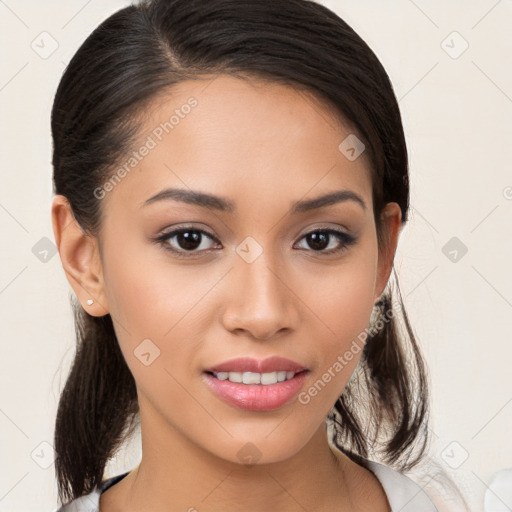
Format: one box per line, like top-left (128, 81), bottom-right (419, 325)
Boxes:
top-left (55, 457), bottom-right (439, 512)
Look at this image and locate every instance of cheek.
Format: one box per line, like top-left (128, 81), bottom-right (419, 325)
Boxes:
top-left (297, 247), bottom-right (377, 405)
top-left (326, 268), bottom-right (375, 340)
top-left (296, 277), bottom-right (373, 422)
top-left (101, 237), bottom-right (216, 379)
top-left (102, 251), bottom-right (203, 412)
top-left (302, 248), bottom-right (377, 344)
top-left (101, 228), bottom-right (198, 335)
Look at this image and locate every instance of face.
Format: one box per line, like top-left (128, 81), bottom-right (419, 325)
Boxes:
top-left (64, 74), bottom-right (401, 465)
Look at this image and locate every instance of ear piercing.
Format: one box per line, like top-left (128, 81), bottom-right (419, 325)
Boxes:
top-left (86, 299), bottom-right (94, 306)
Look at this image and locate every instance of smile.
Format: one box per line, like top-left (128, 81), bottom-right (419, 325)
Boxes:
top-left (203, 370), bottom-right (309, 411)
top-left (211, 370), bottom-right (298, 385)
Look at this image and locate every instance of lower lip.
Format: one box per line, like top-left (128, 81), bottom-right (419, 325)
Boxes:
top-left (203, 371), bottom-right (309, 411)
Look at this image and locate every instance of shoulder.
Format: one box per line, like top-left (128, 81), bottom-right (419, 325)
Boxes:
top-left (54, 473), bottom-right (129, 512)
top-left (54, 489), bottom-right (100, 512)
top-left (359, 458), bottom-right (440, 512)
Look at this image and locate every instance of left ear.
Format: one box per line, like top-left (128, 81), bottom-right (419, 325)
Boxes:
top-left (374, 202), bottom-right (403, 302)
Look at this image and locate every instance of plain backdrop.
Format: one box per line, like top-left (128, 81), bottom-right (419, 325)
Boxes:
top-left (1, 1), bottom-right (511, 511)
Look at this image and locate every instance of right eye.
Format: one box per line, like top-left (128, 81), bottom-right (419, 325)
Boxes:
top-left (156, 227), bottom-right (221, 256)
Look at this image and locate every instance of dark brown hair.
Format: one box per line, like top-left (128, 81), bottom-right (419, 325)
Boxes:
top-left (53, 0), bottom-right (436, 505)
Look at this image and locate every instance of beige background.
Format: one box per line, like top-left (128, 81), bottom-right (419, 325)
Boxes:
top-left (0, 1), bottom-right (511, 511)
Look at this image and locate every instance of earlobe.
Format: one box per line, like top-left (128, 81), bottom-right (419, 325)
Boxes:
top-left (374, 202), bottom-right (402, 302)
top-left (51, 195), bottom-right (109, 316)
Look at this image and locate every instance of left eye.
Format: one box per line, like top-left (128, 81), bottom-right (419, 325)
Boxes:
top-left (156, 227), bottom-right (356, 256)
top-left (295, 229), bottom-right (356, 253)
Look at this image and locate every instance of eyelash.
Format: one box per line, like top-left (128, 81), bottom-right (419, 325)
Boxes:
top-left (155, 226), bottom-right (357, 258)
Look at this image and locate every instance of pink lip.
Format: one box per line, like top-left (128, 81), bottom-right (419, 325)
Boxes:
top-left (204, 356), bottom-right (307, 374)
top-left (202, 371), bottom-right (309, 411)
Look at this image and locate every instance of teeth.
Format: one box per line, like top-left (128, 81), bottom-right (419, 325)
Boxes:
top-left (213, 371), bottom-right (298, 385)
top-left (243, 372), bottom-right (261, 385)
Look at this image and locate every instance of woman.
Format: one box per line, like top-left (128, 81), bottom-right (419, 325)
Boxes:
top-left (50, 0), bottom-right (461, 510)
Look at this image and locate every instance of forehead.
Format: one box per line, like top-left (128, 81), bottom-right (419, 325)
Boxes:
top-left (104, 73), bottom-right (372, 214)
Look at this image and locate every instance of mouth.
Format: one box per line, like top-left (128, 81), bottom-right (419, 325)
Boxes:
top-left (202, 368), bottom-right (310, 412)
top-left (204, 369), bottom-right (306, 385)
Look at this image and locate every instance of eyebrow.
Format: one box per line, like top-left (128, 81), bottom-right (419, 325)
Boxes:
top-left (142, 187), bottom-right (366, 214)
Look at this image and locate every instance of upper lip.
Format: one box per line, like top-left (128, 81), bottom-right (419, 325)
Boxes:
top-left (204, 356), bottom-right (307, 374)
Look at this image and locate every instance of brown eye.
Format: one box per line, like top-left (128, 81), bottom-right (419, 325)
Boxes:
top-left (295, 229), bottom-right (356, 254)
top-left (156, 228), bottom-right (220, 255)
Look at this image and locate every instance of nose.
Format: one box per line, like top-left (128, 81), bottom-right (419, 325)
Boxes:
top-left (220, 252), bottom-right (300, 341)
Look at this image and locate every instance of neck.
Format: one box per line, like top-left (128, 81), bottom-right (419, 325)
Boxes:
top-left (101, 408), bottom-right (360, 512)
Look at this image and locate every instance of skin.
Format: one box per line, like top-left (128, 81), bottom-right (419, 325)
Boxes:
top-left (52, 74), bottom-right (402, 512)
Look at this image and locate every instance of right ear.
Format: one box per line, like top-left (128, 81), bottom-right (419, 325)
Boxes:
top-left (51, 195), bottom-right (110, 317)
